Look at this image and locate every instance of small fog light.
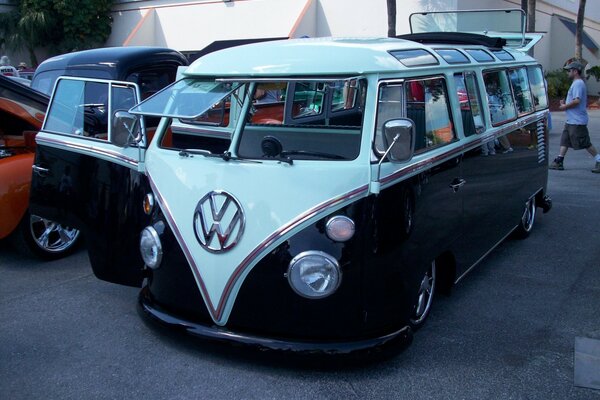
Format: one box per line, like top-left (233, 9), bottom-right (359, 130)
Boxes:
top-left (287, 251), bottom-right (341, 299)
top-left (325, 216), bottom-right (355, 242)
top-left (143, 193), bottom-right (155, 215)
top-left (140, 226), bottom-right (162, 269)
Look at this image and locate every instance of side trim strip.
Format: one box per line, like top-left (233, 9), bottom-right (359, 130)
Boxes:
top-left (378, 112), bottom-right (544, 189)
top-left (148, 172), bottom-right (369, 323)
top-left (36, 135), bottom-right (138, 168)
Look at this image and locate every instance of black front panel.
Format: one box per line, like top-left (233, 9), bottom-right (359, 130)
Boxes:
top-left (30, 144), bottom-right (150, 286)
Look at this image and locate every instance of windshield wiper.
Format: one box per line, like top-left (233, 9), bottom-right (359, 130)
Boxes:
top-left (179, 149), bottom-right (262, 163)
top-left (207, 151), bottom-right (262, 163)
top-left (280, 150), bottom-right (346, 160)
top-left (178, 148), bottom-right (212, 157)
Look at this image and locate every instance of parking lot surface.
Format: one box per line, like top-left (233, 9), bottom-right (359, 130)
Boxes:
top-left (1, 111), bottom-right (599, 399)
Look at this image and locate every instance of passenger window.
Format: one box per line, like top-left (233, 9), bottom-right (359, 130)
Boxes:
top-left (508, 68), bottom-right (534, 115)
top-left (406, 78), bottom-right (455, 151)
top-left (291, 82), bottom-right (326, 119)
top-left (527, 66), bottom-right (549, 110)
top-left (45, 79), bottom-right (109, 139)
top-left (127, 69), bottom-right (175, 100)
top-left (331, 79), bottom-right (358, 113)
top-left (454, 72), bottom-right (485, 136)
top-left (374, 84), bottom-right (403, 153)
top-left (483, 70), bottom-right (517, 126)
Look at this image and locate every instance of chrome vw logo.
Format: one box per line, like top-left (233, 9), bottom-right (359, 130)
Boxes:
top-left (193, 190), bottom-right (245, 253)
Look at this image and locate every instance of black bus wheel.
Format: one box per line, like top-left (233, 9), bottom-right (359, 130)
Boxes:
top-left (409, 260), bottom-right (436, 330)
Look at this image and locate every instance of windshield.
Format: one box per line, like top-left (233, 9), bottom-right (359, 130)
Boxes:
top-left (129, 79), bottom-right (242, 119)
top-left (152, 78), bottom-right (366, 162)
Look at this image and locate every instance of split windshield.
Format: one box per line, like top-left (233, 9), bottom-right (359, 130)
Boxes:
top-left (132, 77), bottom-right (366, 161)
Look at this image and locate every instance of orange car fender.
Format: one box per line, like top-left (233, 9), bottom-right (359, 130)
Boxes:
top-left (0, 153), bottom-right (34, 239)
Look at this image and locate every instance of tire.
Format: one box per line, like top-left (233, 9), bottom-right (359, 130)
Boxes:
top-left (10, 211), bottom-right (81, 260)
top-left (513, 197), bottom-right (536, 239)
top-left (409, 260), bottom-right (436, 330)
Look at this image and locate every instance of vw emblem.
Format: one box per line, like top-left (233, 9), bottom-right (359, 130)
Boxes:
top-left (193, 190), bottom-right (245, 253)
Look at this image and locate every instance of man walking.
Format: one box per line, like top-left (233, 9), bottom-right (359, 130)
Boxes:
top-left (549, 61), bottom-right (600, 173)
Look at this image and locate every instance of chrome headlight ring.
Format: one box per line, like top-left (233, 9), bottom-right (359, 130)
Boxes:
top-left (287, 250), bottom-right (341, 299)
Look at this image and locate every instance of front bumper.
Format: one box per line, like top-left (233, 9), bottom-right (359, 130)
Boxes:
top-left (139, 286), bottom-right (413, 355)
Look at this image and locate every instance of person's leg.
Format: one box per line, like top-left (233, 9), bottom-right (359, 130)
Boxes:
top-left (587, 145), bottom-right (600, 173)
top-left (558, 145), bottom-right (568, 157)
top-left (550, 125), bottom-right (571, 170)
top-left (585, 145), bottom-right (598, 157)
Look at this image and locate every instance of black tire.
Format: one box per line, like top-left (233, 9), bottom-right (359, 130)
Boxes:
top-left (409, 260), bottom-right (436, 330)
top-left (513, 197), bottom-right (536, 239)
top-left (10, 211), bottom-right (81, 260)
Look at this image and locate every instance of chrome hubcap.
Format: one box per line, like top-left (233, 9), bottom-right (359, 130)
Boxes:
top-left (29, 215), bottom-right (80, 253)
top-left (411, 260), bottom-right (436, 325)
top-left (521, 198), bottom-right (536, 232)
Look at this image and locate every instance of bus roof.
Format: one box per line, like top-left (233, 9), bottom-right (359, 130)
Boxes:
top-left (183, 37), bottom-right (535, 78)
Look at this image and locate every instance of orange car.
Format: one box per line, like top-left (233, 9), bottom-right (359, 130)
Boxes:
top-left (0, 75), bottom-right (80, 259)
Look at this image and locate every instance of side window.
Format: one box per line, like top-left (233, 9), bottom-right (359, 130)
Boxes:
top-left (291, 82), bottom-right (326, 119)
top-left (508, 67), bottom-right (534, 115)
top-left (44, 78), bottom-right (139, 143)
top-left (527, 66), bottom-right (549, 110)
top-left (45, 79), bottom-right (109, 139)
top-left (454, 72), bottom-right (485, 136)
top-left (483, 70), bottom-right (517, 126)
top-left (127, 68), bottom-right (175, 100)
top-left (406, 78), bottom-right (455, 151)
top-left (331, 79), bottom-right (358, 113)
top-left (374, 84), bottom-right (403, 153)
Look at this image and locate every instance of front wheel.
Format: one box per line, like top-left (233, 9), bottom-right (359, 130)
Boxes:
top-left (409, 260), bottom-right (436, 329)
top-left (513, 197), bottom-right (536, 239)
top-left (11, 211), bottom-right (81, 260)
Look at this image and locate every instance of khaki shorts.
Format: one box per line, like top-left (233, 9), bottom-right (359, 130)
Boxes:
top-left (560, 124), bottom-right (591, 150)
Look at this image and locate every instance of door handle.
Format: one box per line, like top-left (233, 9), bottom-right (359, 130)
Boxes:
top-left (449, 178), bottom-right (466, 193)
top-left (32, 164), bottom-right (49, 177)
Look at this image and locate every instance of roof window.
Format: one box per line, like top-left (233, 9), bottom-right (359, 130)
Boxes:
top-left (390, 49), bottom-right (439, 67)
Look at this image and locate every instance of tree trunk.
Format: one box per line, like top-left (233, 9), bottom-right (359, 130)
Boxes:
top-left (387, 0), bottom-right (396, 37)
top-left (27, 45), bottom-right (38, 68)
top-left (527, 0), bottom-right (536, 32)
top-left (575, 0), bottom-right (586, 61)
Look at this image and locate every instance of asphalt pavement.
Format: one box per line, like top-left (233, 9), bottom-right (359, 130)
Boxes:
top-left (1, 111), bottom-right (599, 399)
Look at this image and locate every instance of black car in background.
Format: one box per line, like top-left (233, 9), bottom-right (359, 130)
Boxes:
top-left (1, 46), bottom-right (187, 259)
top-left (31, 46), bottom-right (188, 99)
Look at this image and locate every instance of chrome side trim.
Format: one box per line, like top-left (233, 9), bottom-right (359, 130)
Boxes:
top-left (378, 112), bottom-right (544, 189)
top-left (147, 172), bottom-right (369, 323)
top-left (36, 135), bottom-right (138, 168)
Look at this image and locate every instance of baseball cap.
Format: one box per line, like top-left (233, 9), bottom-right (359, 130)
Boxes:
top-left (564, 61), bottom-right (584, 71)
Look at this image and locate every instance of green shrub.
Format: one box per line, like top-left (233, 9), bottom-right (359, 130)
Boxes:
top-left (586, 66), bottom-right (600, 82)
top-left (545, 69), bottom-right (571, 98)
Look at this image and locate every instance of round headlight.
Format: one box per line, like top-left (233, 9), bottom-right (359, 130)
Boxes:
top-left (140, 226), bottom-right (162, 269)
top-left (287, 251), bottom-right (341, 299)
top-left (325, 215), bottom-right (355, 242)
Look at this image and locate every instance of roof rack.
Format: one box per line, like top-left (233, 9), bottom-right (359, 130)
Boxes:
top-left (397, 32), bottom-right (506, 49)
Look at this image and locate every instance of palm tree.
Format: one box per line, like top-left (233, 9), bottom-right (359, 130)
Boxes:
top-left (387, 0), bottom-right (396, 37)
top-left (575, 0), bottom-right (587, 62)
top-left (0, 7), bottom-right (58, 67)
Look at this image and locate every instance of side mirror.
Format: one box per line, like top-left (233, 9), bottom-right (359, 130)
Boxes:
top-left (111, 111), bottom-right (142, 147)
top-left (382, 119), bottom-right (415, 163)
